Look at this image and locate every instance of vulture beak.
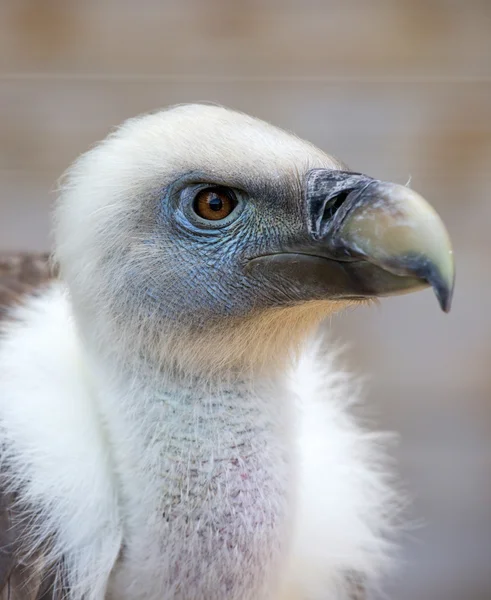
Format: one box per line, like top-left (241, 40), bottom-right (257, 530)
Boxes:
top-left (247, 169), bottom-right (455, 312)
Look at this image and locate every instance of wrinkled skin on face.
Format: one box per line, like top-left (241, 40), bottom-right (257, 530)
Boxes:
top-left (137, 171), bottom-right (321, 321)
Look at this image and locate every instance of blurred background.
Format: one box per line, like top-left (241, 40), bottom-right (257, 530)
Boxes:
top-left (0, 1), bottom-right (490, 598)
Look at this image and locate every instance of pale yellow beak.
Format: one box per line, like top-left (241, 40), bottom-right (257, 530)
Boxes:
top-left (336, 181), bottom-right (455, 311)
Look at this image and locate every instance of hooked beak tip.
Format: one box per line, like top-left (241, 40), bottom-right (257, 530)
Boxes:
top-left (305, 172), bottom-right (456, 311)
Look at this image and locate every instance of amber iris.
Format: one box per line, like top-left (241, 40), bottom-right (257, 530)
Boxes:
top-left (194, 187), bottom-right (237, 221)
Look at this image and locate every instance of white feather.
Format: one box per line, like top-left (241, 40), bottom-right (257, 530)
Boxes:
top-left (0, 285), bottom-right (122, 598)
top-left (0, 287), bottom-right (396, 599)
top-left (285, 339), bottom-right (397, 598)
top-left (0, 105), bottom-right (398, 599)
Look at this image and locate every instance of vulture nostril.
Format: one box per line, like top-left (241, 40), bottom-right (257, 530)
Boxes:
top-left (322, 190), bottom-right (351, 223)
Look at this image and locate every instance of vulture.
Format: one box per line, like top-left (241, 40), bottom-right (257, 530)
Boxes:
top-left (0, 104), bottom-right (454, 600)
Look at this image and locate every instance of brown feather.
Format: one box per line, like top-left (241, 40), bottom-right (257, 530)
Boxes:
top-left (0, 253), bottom-right (65, 597)
top-left (347, 573), bottom-right (367, 600)
top-left (0, 254), bottom-right (57, 321)
top-left (0, 486), bottom-right (66, 599)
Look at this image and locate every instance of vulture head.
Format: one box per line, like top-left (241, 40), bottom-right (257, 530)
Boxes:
top-left (55, 104), bottom-right (454, 375)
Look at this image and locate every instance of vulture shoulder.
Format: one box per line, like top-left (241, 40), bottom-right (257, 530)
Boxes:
top-left (0, 254), bottom-right (55, 319)
top-left (0, 253), bottom-right (65, 599)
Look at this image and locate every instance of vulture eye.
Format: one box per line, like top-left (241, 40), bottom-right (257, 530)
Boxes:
top-left (193, 187), bottom-right (238, 221)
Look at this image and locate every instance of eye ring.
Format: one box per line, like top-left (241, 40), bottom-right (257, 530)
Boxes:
top-left (193, 186), bottom-right (238, 221)
top-left (174, 181), bottom-right (245, 231)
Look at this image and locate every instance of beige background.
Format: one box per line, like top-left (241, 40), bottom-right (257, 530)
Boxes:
top-left (1, 1), bottom-right (490, 598)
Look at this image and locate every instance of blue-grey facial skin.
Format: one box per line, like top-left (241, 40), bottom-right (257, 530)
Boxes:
top-left (110, 166), bottom-right (452, 334)
top-left (120, 169), bottom-right (313, 330)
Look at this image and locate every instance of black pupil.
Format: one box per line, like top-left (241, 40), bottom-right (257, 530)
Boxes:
top-left (208, 194), bottom-right (223, 211)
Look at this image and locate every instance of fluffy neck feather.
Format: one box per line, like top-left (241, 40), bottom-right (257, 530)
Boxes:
top-left (0, 285), bottom-right (396, 600)
top-left (87, 350), bottom-right (295, 600)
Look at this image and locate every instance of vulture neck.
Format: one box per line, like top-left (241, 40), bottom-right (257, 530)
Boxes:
top-left (88, 347), bottom-right (294, 598)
